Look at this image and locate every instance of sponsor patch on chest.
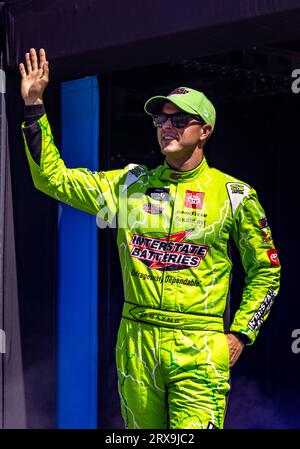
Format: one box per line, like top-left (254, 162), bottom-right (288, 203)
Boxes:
top-left (143, 204), bottom-right (164, 214)
top-left (129, 230), bottom-right (209, 271)
top-left (184, 190), bottom-right (205, 209)
top-left (145, 187), bottom-right (170, 202)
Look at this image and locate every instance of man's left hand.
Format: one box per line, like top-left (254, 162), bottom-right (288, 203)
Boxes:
top-left (226, 333), bottom-right (245, 368)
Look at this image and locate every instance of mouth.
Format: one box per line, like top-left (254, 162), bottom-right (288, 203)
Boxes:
top-left (162, 135), bottom-right (177, 143)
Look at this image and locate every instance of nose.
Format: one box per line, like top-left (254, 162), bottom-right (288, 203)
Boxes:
top-left (161, 116), bottom-right (173, 129)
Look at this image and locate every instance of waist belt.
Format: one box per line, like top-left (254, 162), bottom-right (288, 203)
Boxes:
top-left (122, 301), bottom-right (224, 331)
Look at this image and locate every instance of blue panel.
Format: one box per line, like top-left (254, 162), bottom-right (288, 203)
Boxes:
top-left (57, 77), bottom-right (99, 428)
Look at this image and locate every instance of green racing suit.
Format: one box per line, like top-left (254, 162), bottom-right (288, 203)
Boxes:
top-left (22, 108), bottom-right (281, 429)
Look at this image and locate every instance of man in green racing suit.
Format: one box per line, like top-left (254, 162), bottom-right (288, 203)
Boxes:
top-left (20, 48), bottom-right (281, 429)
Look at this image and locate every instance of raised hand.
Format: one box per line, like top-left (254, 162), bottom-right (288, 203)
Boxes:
top-left (19, 48), bottom-right (49, 105)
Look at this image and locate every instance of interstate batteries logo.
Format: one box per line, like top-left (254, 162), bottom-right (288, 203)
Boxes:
top-left (129, 230), bottom-right (209, 271)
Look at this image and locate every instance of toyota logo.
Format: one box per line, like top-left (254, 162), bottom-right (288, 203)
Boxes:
top-left (188, 195), bottom-right (200, 205)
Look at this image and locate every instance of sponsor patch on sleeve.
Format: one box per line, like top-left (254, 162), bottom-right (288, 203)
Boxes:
top-left (248, 287), bottom-right (277, 331)
top-left (226, 182), bottom-right (250, 216)
top-left (267, 249), bottom-right (280, 266)
top-left (122, 164), bottom-right (147, 191)
top-left (259, 217), bottom-right (269, 229)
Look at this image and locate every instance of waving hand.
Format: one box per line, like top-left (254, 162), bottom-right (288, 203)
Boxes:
top-left (19, 48), bottom-right (49, 105)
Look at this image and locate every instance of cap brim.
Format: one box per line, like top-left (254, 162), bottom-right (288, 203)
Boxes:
top-left (144, 95), bottom-right (199, 116)
top-left (144, 96), bottom-right (170, 115)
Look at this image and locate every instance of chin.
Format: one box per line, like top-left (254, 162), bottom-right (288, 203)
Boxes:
top-left (160, 143), bottom-right (181, 155)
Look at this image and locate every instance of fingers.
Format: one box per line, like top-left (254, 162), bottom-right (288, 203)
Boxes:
top-left (25, 52), bottom-right (32, 73)
top-left (19, 63), bottom-right (27, 79)
top-left (30, 48), bottom-right (38, 71)
top-left (43, 60), bottom-right (49, 82)
top-left (21, 48), bottom-right (49, 84)
top-left (39, 48), bottom-right (47, 69)
top-left (24, 48), bottom-right (42, 72)
top-left (226, 333), bottom-right (244, 368)
top-left (229, 344), bottom-right (243, 367)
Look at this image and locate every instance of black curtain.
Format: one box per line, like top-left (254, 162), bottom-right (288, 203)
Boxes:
top-left (5, 0), bottom-right (300, 78)
top-left (1, 63), bottom-right (26, 427)
top-left (5, 72), bottom-right (60, 428)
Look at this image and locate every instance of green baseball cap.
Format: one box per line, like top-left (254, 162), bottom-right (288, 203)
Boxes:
top-left (144, 86), bottom-right (216, 130)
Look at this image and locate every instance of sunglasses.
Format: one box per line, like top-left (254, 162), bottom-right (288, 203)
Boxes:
top-left (152, 112), bottom-right (205, 129)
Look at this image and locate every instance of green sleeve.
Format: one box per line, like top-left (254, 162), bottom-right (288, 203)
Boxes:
top-left (229, 188), bottom-right (281, 345)
top-left (21, 113), bottom-right (126, 224)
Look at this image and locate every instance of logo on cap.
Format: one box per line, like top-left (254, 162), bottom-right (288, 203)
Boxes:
top-left (168, 88), bottom-right (190, 96)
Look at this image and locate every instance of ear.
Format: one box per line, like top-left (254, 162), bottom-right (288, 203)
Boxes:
top-left (201, 124), bottom-right (212, 140)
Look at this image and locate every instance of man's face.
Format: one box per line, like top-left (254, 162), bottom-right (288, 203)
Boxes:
top-left (157, 102), bottom-right (204, 156)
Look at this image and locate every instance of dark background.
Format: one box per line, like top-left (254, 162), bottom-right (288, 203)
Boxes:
top-left (1, 0), bottom-right (300, 428)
